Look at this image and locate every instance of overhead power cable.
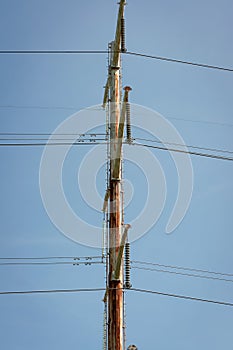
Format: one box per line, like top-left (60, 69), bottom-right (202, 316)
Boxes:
top-left (0, 255), bottom-right (104, 260)
top-left (0, 50), bottom-right (233, 72)
top-left (1, 105), bottom-right (232, 128)
top-left (0, 255), bottom-right (105, 266)
top-left (1, 256), bottom-right (230, 278)
top-left (134, 137), bottom-right (233, 155)
top-left (0, 105), bottom-right (78, 111)
top-left (1, 136), bottom-right (232, 156)
top-left (0, 49), bottom-right (232, 72)
top-left (0, 133), bottom-right (105, 136)
top-left (133, 142), bottom-right (233, 162)
top-left (0, 261), bottom-right (104, 266)
top-left (0, 138), bottom-right (106, 142)
top-left (125, 51), bottom-right (233, 72)
top-left (0, 142), bottom-right (106, 147)
top-left (166, 116), bottom-right (233, 128)
top-left (129, 288), bottom-right (233, 307)
top-left (1, 140), bottom-right (233, 162)
top-left (131, 260), bottom-right (233, 277)
top-left (131, 266), bottom-right (233, 283)
top-left (0, 50), bottom-right (108, 54)
top-left (0, 134), bottom-right (232, 155)
top-left (0, 287), bottom-right (106, 295)
top-left (0, 286), bottom-right (233, 308)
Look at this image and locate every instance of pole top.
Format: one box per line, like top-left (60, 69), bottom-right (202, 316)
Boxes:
top-left (124, 86), bottom-right (132, 91)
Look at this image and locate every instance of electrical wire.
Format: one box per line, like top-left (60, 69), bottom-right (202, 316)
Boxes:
top-left (0, 106), bottom-right (232, 128)
top-left (0, 138), bottom-right (106, 142)
top-left (0, 255), bottom-right (104, 260)
top-left (134, 137), bottom-right (233, 155)
top-left (0, 105), bottom-right (78, 111)
top-left (1, 256), bottom-right (231, 282)
top-left (0, 286), bottom-right (233, 308)
top-left (128, 288), bottom-right (233, 307)
top-left (0, 261), bottom-right (104, 266)
top-left (1, 134), bottom-right (233, 157)
top-left (2, 137), bottom-right (233, 156)
top-left (0, 255), bottom-right (105, 266)
top-left (1, 140), bottom-right (233, 162)
top-left (0, 50), bottom-right (108, 54)
top-left (0, 287), bottom-right (106, 295)
top-left (0, 142), bottom-right (106, 147)
top-left (0, 106), bottom-right (102, 111)
top-left (133, 142), bottom-right (233, 162)
top-left (131, 260), bottom-right (233, 277)
top-left (0, 49), bottom-right (232, 72)
top-left (166, 116), bottom-right (233, 128)
top-left (125, 51), bottom-right (233, 72)
top-left (0, 132), bottom-right (105, 136)
top-left (131, 266), bottom-right (233, 283)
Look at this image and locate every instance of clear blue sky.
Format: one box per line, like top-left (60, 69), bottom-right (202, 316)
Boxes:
top-left (0, 0), bottom-right (233, 349)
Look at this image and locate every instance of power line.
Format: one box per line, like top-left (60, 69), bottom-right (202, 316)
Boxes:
top-left (0, 49), bottom-right (232, 73)
top-left (1, 140), bottom-right (233, 162)
top-left (131, 266), bottom-right (233, 283)
top-left (1, 132), bottom-right (233, 155)
top-left (1, 138), bottom-right (233, 157)
top-left (0, 105), bottom-right (232, 128)
top-left (0, 261), bottom-right (104, 266)
top-left (0, 105), bottom-right (103, 113)
top-left (129, 288), bottom-right (233, 307)
top-left (166, 116), bottom-right (233, 128)
top-left (0, 138), bottom-right (106, 142)
top-left (125, 51), bottom-right (233, 72)
top-left (1, 256), bottom-right (231, 280)
top-left (0, 135), bottom-right (232, 155)
top-left (0, 105), bottom-right (78, 111)
top-left (131, 260), bottom-right (233, 277)
top-left (0, 50), bottom-right (108, 54)
top-left (133, 142), bottom-right (233, 162)
top-left (134, 137), bottom-right (233, 155)
top-left (0, 133), bottom-right (105, 136)
top-left (0, 287), bottom-right (106, 295)
top-left (1, 286), bottom-right (233, 308)
top-left (0, 142), bottom-right (106, 147)
top-left (0, 255), bottom-right (105, 266)
top-left (0, 255), bottom-right (104, 260)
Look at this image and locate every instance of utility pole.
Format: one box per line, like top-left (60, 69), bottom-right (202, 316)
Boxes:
top-left (102, 1), bottom-right (131, 349)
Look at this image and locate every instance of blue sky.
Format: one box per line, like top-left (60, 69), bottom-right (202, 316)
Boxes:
top-left (0, 0), bottom-right (233, 349)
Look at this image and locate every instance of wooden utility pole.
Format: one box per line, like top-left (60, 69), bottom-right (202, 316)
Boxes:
top-left (102, 1), bottom-right (129, 350)
top-left (108, 44), bottom-right (122, 350)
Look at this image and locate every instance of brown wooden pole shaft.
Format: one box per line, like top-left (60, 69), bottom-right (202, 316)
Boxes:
top-left (107, 2), bottom-right (127, 348)
top-left (108, 42), bottom-right (123, 350)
